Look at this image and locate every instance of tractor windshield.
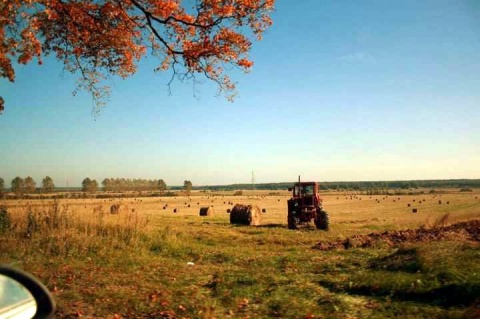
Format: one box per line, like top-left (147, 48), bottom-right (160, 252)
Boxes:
top-left (302, 185), bottom-right (314, 196)
top-left (294, 184), bottom-right (315, 197)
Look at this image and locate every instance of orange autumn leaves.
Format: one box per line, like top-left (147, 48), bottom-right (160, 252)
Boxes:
top-left (0, 0), bottom-right (275, 112)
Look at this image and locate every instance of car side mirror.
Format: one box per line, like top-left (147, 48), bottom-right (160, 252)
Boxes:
top-left (0, 266), bottom-right (55, 319)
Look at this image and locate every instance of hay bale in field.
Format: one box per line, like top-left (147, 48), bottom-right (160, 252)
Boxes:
top-left (412, 208), bottom-right (418, 213)
top-left (407, 203), bottom-right (411, 207)
top-left (174, 208), bottom-right (178, 213)
top-left (438, 200), bottom-right (442, 204)
top-left (262, 208), bottom-right (266, 213)
top-left (227, 208), bottom-right (231, 213)
top-left (110, 204), bottom-right (121, 214)
top-left (163, 206), bottom-right (167, 210)
top-left (230, 204), bottom-right (261, 226)
top-left (199, 206), bottom-right (215, 216)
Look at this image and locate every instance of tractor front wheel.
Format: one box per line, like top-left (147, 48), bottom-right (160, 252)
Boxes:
top-left (288, 212), bottom-right (299, 229)
top-left (315, 209), bottom-right (329, 231)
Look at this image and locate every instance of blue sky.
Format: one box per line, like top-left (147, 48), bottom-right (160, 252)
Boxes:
top-left (1, 0), bottom-right (479, 187)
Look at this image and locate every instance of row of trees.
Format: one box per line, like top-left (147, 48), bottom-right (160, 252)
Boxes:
top-left (0, 176), bottom-right (55, 195)
top-left (101, 178), bottom-right (167, 192)
top-left (0, 176), bottom-right (188, 195)
top-left (84, 178), bottom-right (192, 194)
top-left (201, 179), bottom-right (480, 191)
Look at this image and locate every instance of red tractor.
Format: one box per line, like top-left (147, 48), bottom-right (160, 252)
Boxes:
top-left (287, 180), bottom-right (329, 230)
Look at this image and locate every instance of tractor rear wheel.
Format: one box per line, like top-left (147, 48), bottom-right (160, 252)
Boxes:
top-left (315, 209), bottom-right (329, 231)
top-left (288, 212), bottom-right (299, 229)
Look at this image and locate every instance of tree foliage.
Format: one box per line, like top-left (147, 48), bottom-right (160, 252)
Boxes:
top-left (42, 176), bottom-right (55, 193)
top-left (0, 0), bottom-right (275, 113)
top-left (183, 180), bottom-right (192, 195)
top-left (0, 178), bottom-right (4, 198)
top-left (157, 179), bottom-right (167, 192)
top-left (82, 177), bottom-right (98, 193)
top-left (24, 176), bottom-right (37, 193)
top-left (11, 177), bottom-right (25, 195)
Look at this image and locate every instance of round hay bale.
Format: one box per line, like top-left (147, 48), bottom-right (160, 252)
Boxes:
top-left (174, 208), bottom-right (178, 213)
top-left (261, 208), bottom-right (266, 213)
top-left (199, 206), bottom-right (215, 216)
top-left (227, 208), bottom-right (231, 213)
top-left (407, 203), bottom-right (411, 207)
top-left (188, 204), bottom-right (191, 207)
top-left (230, 204), bottom-right (261, 226)
top-left (110, 204), bottom-right (121, 214)
top-left (412, 208), bottom-right (418, 213)
top-left (438, 200), bottom-right (442, 204)
top-left (163, 206), bottom-right (167, 210)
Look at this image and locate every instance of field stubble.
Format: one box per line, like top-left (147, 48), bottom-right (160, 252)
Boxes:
top-left (1, 191), bottom-right (479, 318)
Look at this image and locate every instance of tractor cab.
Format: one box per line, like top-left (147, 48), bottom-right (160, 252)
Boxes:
top-left (289, 182), bottom-right (322, 206)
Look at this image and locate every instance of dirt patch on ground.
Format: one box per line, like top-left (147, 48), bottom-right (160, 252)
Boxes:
top-left (314, 219), bottom-right (480, 251)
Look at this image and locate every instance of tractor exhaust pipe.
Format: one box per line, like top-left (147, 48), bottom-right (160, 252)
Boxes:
top-left (298, 175), bottom-right (301, 197)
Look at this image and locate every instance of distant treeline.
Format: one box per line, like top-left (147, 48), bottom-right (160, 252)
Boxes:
top-left (2, 177), bottom-right (479, 196)
top-left (101, 178), bottom-right (167, 192)
top-left (187, 179), bottom-right (480, 191)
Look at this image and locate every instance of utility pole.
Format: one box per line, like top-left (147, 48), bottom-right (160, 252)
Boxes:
top-left (251, 171), bottom-right (256, 192)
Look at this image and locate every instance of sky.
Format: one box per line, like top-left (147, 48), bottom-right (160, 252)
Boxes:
top-left (1, 0), bottom-right (479, 187)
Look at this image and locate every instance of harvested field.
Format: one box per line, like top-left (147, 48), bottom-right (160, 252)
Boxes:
top-left (1, 190), bottom-right (479, 318)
